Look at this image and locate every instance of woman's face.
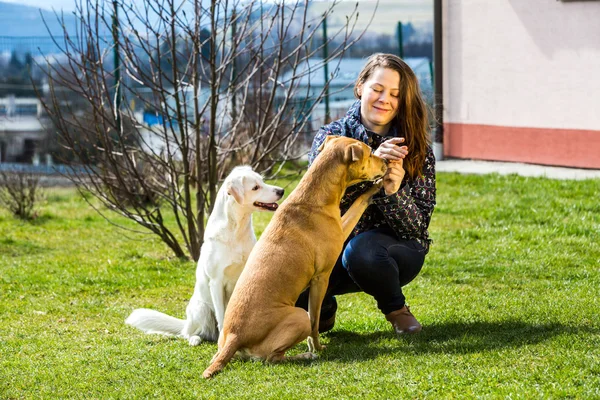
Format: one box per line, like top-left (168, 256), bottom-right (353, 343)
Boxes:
top-left (357, 67), bottom-right (400, 135)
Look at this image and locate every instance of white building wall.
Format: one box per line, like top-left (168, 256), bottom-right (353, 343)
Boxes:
top-left (443, 0), bottom-right (600, 130)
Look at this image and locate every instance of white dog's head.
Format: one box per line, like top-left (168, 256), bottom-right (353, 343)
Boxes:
top-left (224, 166), bottom-right (284, 211)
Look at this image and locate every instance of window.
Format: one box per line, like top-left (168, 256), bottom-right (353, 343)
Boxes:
top-left (15, 104), bottom-right (38, 116)
top-left (0, 141), bottom-right (6, 162)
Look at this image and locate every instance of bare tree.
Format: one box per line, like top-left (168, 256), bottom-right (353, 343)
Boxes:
top-left (37, 0), bottom-right (373, 260)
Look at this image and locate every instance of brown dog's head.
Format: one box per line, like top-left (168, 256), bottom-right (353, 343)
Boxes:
top-left (318, 135), bottom-right (388, 187)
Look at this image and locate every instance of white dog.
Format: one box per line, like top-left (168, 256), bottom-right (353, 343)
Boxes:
top-left (125, 166), bottom-right (284, 345)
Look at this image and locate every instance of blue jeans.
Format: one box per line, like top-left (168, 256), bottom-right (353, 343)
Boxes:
top-left (297, 227), bottom-right (426, 317)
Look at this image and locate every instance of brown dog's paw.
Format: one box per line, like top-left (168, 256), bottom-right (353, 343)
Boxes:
top-left (371, 177), bottom-right (384, 190)
top-left (361, 179), bottom-right (383, 205)
top-left (307, 336), bottom-right (327, 353)
top-left (202, 369), bottom-right (217, 379)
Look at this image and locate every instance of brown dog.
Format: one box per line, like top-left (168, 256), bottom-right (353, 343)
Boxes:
top-left (203, 136), bottom-right (388, 378)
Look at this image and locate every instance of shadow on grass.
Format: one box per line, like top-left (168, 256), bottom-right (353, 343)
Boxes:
top-left (29, 214), bottom-right (56, 225)
top-left (0, 237), bottom-right (47, 257)
top-left (323, 320), bottom-right (598, 360)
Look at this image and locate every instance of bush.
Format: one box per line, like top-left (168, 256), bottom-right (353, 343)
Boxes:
top-left (0, 170), bottom-right (43, 220)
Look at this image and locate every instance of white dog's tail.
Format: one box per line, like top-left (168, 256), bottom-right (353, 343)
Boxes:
top-left (125, 308), bottom-right (184, 336)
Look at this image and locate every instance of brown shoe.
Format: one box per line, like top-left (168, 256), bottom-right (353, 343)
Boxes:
top-left (317, 296), bottom-right (337, 333)
top-left (385, 305), bottom-right (422, 335)
top-left (319, 313), bottom-right (336, 333)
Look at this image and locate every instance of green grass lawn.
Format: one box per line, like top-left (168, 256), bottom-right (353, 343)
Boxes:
top-left (1, 172), bottom-right (599, 399)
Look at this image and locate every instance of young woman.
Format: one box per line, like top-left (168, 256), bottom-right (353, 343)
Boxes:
top-left (297, 53), bottom-right (436, 335)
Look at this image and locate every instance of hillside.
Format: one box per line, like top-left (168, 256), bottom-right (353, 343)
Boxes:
top-left (0, 1), bottom-right (78, 37)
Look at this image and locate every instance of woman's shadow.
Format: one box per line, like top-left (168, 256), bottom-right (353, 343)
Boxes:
top-left (319, 319), bottom-right (597, 361)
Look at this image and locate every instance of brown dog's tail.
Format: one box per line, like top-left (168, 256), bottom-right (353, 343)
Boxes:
top-left (202, 335), bottom-right (239, 379)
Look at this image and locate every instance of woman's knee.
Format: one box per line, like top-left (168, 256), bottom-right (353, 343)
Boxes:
top-left (342, 234), bottom-right (389, 275)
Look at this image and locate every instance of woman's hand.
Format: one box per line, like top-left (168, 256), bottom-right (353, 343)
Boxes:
top-left (382, 160), bottom-right (405, 195)
top-left (373, 137), bottom-right (407, 162)
top-left (373, 137), bottom-right (407, 195)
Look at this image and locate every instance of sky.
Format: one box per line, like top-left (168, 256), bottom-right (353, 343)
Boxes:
top-left (1, 0), bottom-right (432, 16)
top-left (1, 0), bottom-right (432, 37)
top-left (2, 0), bottom-right (77, 11)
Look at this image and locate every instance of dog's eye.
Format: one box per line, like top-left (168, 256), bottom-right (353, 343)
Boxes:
top-left (252, 185), bottom-right (260, 191)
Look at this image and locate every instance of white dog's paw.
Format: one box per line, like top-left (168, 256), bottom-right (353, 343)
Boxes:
top-left (188, 335), bottom-right (202, 346)
top-left (293, 352), bottom-right (318, 360)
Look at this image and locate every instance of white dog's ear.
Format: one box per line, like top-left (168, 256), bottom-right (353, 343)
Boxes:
top-left (344, 142), bottom-right (364, 163)
top-left (317, 135), bottom-right (339, 152)
top-left (227, 179), bottom-right (245, 204)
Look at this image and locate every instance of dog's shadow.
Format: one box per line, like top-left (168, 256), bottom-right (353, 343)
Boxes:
top-left (318, 320), bottom-right (597, 361)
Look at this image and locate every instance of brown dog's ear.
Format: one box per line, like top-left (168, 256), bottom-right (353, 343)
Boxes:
top-left (317, 135), bottom-right (340, 152)
top-left (227, 179), bottom-right (245, 204)
top-left (344, 142), bottom-right (364, 163)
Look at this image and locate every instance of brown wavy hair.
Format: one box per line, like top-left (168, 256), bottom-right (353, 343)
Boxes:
top-left (354, 53), bottom-right (431, 179)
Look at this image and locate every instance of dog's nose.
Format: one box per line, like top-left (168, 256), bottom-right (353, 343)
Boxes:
top-left (276, 188), bottom-right (285, 197)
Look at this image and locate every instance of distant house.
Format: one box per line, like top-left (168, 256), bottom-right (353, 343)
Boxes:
top-left (439, 0), bottom-right (600, 169)
top-left (280, 56), bottom-right (433, 133)
top-left (0, 96), bottom-right (48, 164)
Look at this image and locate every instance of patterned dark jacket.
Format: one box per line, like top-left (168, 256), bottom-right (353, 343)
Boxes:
top-left (309, 100), bottom-right (436, 253)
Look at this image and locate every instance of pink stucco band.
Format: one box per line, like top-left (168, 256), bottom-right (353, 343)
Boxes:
top-left (443, 123), bottom-right (600, 169)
